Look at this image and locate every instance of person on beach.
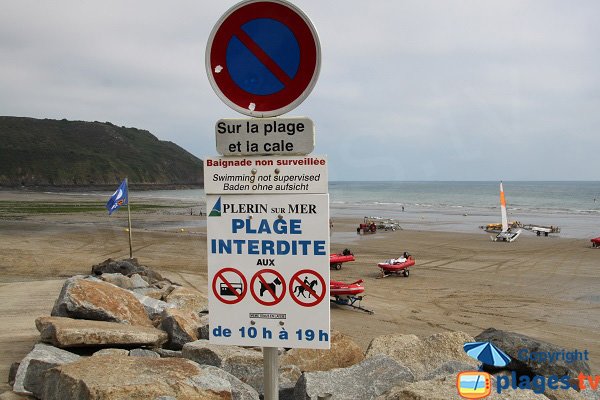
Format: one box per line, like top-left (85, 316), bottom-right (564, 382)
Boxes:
top-left (394, 255), bottom-right (407, 264)
top-left (393, 252), bottom-right (410, 264)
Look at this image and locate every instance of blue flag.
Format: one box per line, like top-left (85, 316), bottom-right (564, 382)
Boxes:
top-left (106, 179), bottom-right (128, 215)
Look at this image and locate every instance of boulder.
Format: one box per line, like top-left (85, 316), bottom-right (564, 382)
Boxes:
top-left (182, 340), bottom-right (261, 369)
top-left (421, 360), bottom-right (480, 381)
top-left (41, 355), bottom-right (233, 400)
top-left (129, 348), bottom-right (160, 358)
top-left (198, 313), bottom-right (210, 340)
top-left (8, 362), bottom-right (19, 386)
top-left (198, 365), bottom-right (260, 400)
top-left (580, 378), bottom-right (600, 400)
top-left (93, 348), bottom-right (130, 356)
top-left (133, 286), bottom-right (169, 300)
top-left (13, 343), bottom-right (79, 395)
top-left (0, 392), bottom-right (34, 400)
top-left (544, 387), bottom-right (589, 400)
top-left (36, 316), bottom-right (168, 348)
top-left (475, 328), bottom-right (592, 378)
top-left (130, 273), bottom-right (150, 288)
top-left (377, 374), bottom-right (547, 400)
top-left (51, 277), bottom-right (153, 326)
top-left (161, 308), bottom-right (202, 350)
top-left (132, 292), bottom-right (174, 320)
top-left (365, 331), bottom-right (477, 380)
top-left (91, 258), bottom-right (147, 276)
top-left (156, 348), bottom-right (183, 358)
top-left (281, 330), bottom-right (364, 372)
top-left (165, 286), bottom-right (208, 313)
top-left (182, 340), bottom-right (300, 397)
top-left (91, 258), bottom-right (165, 283)
top-left (294, 354), bottom-right (414, 400)
top-left (97, 273), bottom-right (134, 290)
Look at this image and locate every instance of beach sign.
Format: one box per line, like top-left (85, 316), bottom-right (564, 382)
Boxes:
top-left (205, 4), bottom-right (327, 394)
top-left (203, 155), bottom-right (328, 194)
top-left (215, 116), bottom-right (315, 156)
top-left (206, 193), bottom-right (330, 348)
top-left (205, 0), bottom-right (321, 117)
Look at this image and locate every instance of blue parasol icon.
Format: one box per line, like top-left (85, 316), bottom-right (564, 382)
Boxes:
top-left (463, 342), bottom-right (511, 367)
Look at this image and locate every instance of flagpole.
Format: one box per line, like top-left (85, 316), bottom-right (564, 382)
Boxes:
top-left (126, 177), bottom-right (133, 259)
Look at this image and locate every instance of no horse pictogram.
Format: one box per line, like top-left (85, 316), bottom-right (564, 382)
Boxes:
top-left (212, 267), bottom-right (247, 305)
top-left (250, 269), bottom-right (286, 306)
top-left (289, 269), bottom-right (326, 307)
top-left (206, 0), bottom-right (321, 117)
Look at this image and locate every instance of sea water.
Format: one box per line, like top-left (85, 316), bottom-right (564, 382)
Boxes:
top-left (130, 181), bottom-right (600, 239)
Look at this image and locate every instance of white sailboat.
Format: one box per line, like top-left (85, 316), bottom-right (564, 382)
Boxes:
top-left (493, 182), bottom-right (522, 242)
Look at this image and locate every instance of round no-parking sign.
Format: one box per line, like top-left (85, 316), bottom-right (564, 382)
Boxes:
top-left (206, 0), bottom-right (321, 117)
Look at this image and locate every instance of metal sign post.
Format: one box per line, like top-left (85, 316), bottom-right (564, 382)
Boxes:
top-left (205, 1), bottom-right (323, 399)
top-left (263, 347), bottom-right (279, 400)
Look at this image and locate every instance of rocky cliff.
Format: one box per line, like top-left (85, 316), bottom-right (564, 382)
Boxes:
top-left (0, 116), bottom-right (203, 188)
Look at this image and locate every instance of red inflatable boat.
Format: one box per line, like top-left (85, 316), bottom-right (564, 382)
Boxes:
top-left (330, 279), bottom-right (373, 314)
top-left (330, 250), bottom-right (355, 270)
top-left (330, 279), bottom-right (365, 297)
top-left (592, 237), bottom-right (600, 248)
top-left (377, 256), bottom-right (415, 277)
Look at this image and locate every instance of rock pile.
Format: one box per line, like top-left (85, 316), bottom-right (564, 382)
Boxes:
top-left (4, 259), bottom-right (595, 399)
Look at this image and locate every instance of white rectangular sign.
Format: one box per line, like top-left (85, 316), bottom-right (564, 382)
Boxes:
top-left (215, 117), bottom-right (315, 156)
top-left (206, 194), bottom-right (330, 349)
top-left (204, 155), bottom-right (328, 194)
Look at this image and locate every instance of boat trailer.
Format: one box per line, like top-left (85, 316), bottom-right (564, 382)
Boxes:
top-left (522, 224), bottom-right (561, 236)
top-left (331, 295), bottom-right (374, 314)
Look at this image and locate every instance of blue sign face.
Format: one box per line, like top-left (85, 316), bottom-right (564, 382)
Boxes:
top-left (226, 18), bottom-right (300, 96)
top-left (207, 0), bottom-right (320, 117)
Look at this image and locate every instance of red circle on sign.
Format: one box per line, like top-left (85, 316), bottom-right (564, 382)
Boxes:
top-left (250, 269), bottom-right (286, 306)
top-left (289, 269), bottom-right (326, 307)
top-left (206, 0), bottom-right (321, 117)
top-left (212, 267), bottom-right (247, 304)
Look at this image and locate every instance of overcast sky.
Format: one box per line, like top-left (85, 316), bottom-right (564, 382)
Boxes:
top-left (1, 1), bottom-right (599, 180)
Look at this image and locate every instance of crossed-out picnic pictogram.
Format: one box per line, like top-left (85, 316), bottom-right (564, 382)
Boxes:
top-left (250, 268), bottom-right (286, 306)
top-left (289, 269), bottom-right (326, 307)
top-left (212, 267), bottom-right (247, 305)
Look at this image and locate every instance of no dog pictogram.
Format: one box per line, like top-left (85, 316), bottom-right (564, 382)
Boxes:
top-left (250, 269), bottom-right (286, 306)
top-left (212, 267), bottom-right (247, 304)
top-left (289, 269), bottom-right (326, 307)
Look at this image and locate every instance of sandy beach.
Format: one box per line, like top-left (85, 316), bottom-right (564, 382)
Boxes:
top-left (1, 190), bottom-right (599, 393)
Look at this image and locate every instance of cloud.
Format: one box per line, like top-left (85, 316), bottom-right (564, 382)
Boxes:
top-left (1, 0), bottom-right (599, 180)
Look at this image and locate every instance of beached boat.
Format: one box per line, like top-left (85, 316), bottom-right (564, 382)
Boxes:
top-left (492, 182), bottom-right (522, 243)
top-left (330, 279), bottom-right (365, 296)
top-left (591, 237), bottom-right (600, 248)
top-left (377, 255), bottom-right (415, 277)
top-left (330, 249), bottom-right (355, 270)
top-left (330, 279), bottom-right (373, 314)
top-left (480, 221), bottom-right (522, 234)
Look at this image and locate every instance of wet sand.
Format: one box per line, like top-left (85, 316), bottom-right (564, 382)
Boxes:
top-left (1, 191), bottom-right (599, 392)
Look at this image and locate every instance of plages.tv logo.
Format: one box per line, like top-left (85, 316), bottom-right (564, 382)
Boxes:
top-left (456, 371), bottom-right (492, 399)
top-left (457, 341), bottom-right (598, 398)
top-left (457, 341), bottom-right (510, 399)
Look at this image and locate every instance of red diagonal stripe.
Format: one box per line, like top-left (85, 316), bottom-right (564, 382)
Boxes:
top-left (234, 28), bottom-right (292, 86)
top-left (218, 272), bottom-right (242, 300)
top-left (258, 274), bottom-right (278, 299)
top-left (295, 276), bottom-right (319, 299)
